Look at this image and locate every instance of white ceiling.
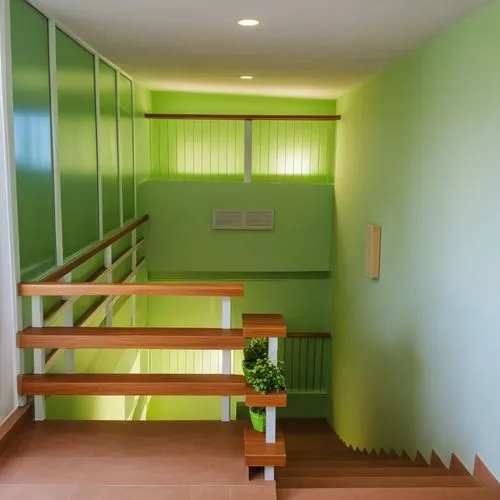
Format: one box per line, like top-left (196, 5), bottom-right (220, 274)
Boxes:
top-left (29, 0), bottom-right (493, 99)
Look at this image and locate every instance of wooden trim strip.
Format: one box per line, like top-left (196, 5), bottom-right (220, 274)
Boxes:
top-left (18, 374), bottom-right (246, 396)
top-left (0, 406), bottom-right (32, 455)
top-left (287, 332), bottom-right (331, 339)
top-left (145, 113), bottom-right (342, 121)
top-left (18, 327), bottom-right (245, 350)
top-left (38, 215), bottom-right (148, 282)
top-left (18, 282), bottom-right (244, 298)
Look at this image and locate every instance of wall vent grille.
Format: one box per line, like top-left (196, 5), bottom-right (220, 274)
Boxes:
top-left (212, 210), bottom-right (274, 230)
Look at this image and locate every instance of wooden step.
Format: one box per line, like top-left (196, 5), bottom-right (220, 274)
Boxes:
top-left (284, 459), bottom-right (430, 468)
top-left (245, 387), bottom-right (287, 407)
top-left (277, 487), bottom-right (500, 500)
top-left (18, 374), bottom-right (246, 396)
top-left (277, 466), bottom-right (454, 478)
top-left (242, 313), bottom-right (287, 338)
top-left (244, 427), bottom-right (286, 467)
top-left (277, 476), bottom-right (480, 488)
top-left (17, 327), bottom-right (244, 350)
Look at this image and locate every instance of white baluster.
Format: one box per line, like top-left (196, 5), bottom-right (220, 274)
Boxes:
top-left (32, 296), bottom-right (45, 421)
top-left (221, 296), bottom-right (231, 422)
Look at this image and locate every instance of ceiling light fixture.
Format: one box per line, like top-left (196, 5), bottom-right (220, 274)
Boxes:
top-left (238, 19), bottom-right (260, 27)
top-left (240, 75), bottom-right (254, 80)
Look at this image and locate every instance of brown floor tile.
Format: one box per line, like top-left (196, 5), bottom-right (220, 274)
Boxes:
top-left (0, 485), bottom-right (75, 499)
top-left (231, 484), bottom-right (277, 500)
top-left (191, 485), bottom-right (231, 500)
top-left (70, 485), bottom-right (191, 500)
top-left (0, 457), bottom-right (87, 485)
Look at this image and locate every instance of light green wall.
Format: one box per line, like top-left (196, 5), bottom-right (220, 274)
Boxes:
top-left (152, 91), bottom-right (336, 115)
top-left (333, 0), bottom-right (500, 477)
top-left (11, 0), bottom-right (56, 280)
top-left (140, 181), bottom-right (332, 274)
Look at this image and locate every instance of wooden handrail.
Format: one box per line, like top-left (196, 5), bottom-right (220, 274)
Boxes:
top-left (145, 113), bottom-right (342, 121)
top-left (18, 282), bottom-right (244, 298)
top-left (39, 215), bottom-right (148, 282)
top-left (287, 332), bottom-right (331, 339)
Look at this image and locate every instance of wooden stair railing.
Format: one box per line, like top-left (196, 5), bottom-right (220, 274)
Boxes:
top-left (17, 221), bottom-right (288, 482)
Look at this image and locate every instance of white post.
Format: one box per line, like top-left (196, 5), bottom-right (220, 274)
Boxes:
top-left (63, 272), bottom-right (74, 372)
top-left (265, 336), bottom-right (279, 480)
top-left (32, 296), bottom-right (45, 421)
top-left (244, 120), bottom-right (252, 183)
top-left (104, 246), bottom-right (113, 326)
top-left (221, 296), bottom-right (231, 422)
top-left (0, 0), bottom-right (24, 410)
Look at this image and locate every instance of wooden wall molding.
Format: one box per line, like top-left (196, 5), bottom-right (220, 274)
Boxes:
top-left (0, 405), bottom-right (32, 455)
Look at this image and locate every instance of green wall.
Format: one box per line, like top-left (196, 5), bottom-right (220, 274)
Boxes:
top-left (11, 0), bottom-right (55, 280)
top-left (99, 61), bottom-right (120, 235)
top-left (57, 29), bottom-right (99, 258)
top-left (140, 181), bottom-right (332, 274)
top-left (139, 181), bottom-right (333, 419)
top-left (333, 0), bottom-right (500, 477)
top-left (11, 0), bottom-right (144, 281)
top-left (152, 91), bottom-right (336, 115)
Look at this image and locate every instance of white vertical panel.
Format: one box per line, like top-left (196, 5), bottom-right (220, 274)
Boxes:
top-left (0, 0), bottom-right (24, 411)
top-left (63, 272), bottom-right (74, 372)
top-left (104, 246), bottom-right (113, 326)
top-left (48, 19), bottom-right (63, 264)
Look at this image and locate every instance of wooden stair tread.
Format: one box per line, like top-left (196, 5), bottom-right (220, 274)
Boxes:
top-left (244, 427), bottom-right (286, 467)
top-left (277, 466), bottom-right (458, 478)
top-left (17, 327), bottom-right (244, 349)
top-left (245, 387), bottom-right (287, 407)
top-left (18, 374), bottom-right (246, 396)
top-left (277, 476), bottom-right (480, 488)
top-left (285, 459), bottom-right (428, 468)
top-left (277, 488), bottom-right (500, 500)
top-left (242, 313), bottom-right (287, 338)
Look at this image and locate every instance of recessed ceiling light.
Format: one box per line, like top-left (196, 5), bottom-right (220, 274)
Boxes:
top-left (238, 19), bottom-right (260, 27)
top-left (240, 75), bottom-right (254, 80)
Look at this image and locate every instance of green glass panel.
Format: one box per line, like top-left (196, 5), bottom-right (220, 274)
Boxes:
top-left (11, 0), bottom-right (56, 279)
top-left (99, 62), bottom-right (120, 235)
top-left (56, 29), bottom-right (99, 259)
top-left (119, 75), bottom-right (134, 222)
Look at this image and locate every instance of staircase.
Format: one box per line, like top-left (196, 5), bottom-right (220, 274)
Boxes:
top-left (276, 420), bottom-right (499, 499)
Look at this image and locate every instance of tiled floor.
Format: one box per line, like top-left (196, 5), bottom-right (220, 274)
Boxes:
top-left (0, 421), bottom-right (276, 500)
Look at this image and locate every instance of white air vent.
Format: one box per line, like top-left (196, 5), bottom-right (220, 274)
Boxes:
top-left (212, 210), bottom-right (274, 230)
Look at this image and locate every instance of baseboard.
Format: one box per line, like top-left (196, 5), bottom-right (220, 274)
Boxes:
top-left (474, 456), bottom-right (499, 486)
top-left (0, 405), bottom-right (32, 455)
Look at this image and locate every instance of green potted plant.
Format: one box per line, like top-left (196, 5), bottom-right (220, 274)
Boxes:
top-left (246, 357), bottom-right (286, 432)
top-left (242, 338), bottom-right (268, 378)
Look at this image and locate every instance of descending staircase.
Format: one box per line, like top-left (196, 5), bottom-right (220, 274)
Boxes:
top-left (276, 420), bottom-right (500, 500)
